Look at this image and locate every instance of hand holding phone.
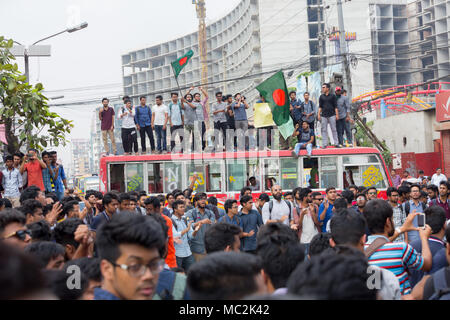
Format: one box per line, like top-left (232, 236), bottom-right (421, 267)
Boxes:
top-left (417, 213), bottom-right (426, 229)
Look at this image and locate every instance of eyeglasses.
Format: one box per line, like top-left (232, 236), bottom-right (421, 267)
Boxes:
top-left (368, 192), bottom-right (377, 195)
top-left (2, 229), bottom-right (31, 241)
top-left (110, 259), bottom-right (165, 278)
top-left (314, 198), bottom-right (323, 201)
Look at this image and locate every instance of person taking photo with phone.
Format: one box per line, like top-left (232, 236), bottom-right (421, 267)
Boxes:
top-left (19, 149), bottom-right (47, 192)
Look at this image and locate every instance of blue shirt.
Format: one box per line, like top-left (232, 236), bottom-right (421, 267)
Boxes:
top-left (402, 200), bottom-right (425, 243)
top-left (134, 105), bottom-right (152, 127)
top-left (185, 208), bottom-right (216, 254)
top-left (231, 101), bottom-right (248, 121)
top-left (218, 214), bottom-right (242, 227)
top-left (155, 269), bottom-right (190, 300)
top-left (290, 98), bottom-right (302, 123)
top-left (90, 211), bottom-right (112, 231)
top-left (94, 287), bottom-right (120, 300)
top-left (50, 164), bottom-right (66, 193)
top-left (301, 100), bottom-right (316, 123)
top-left (171, 215), bottom-right (193, 258)
top-left (239, 210), bottom-right (263, 251)
top-left (2, 168), bottom-right (22, 198)
top-left (409, 236), bottom-right (448, 287)
top-left (42, 168), bottom-right (52, 192)
top-left (168, 102), bottom-right (184, 126)
top-left (318, 202), bottom-right (334, 233)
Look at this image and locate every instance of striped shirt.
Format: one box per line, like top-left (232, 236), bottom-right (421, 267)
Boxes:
top-left (365, 235), bottom-right (424, 295)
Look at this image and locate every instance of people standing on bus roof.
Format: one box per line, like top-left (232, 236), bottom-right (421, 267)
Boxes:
top-left (135, 96), bottom-right (156, 155)
top-left (231, 93), bottom-right (250, 151)
top-left (211, 91), bottom-right (228, 152)
top-left (318, 83), bottom-right (339, 148)
top-left (186, 86), bottom-right (208, 152)
top-left (118, 97), bottom-right (138, 156)
top-left (151, 95), bottom-right (169, 154)
top-left (300, 92), bottom-right (317, 147)
top-left (99, 98), bottom-right (117, 156)
top-left (225, 94), bottom-right (237, 151)
top-left (289, 91), bottom-right (302, 126)
top-left (181, 93), bottom-right (198, 152)
top-left (168, 93), bottom-right (184, 153)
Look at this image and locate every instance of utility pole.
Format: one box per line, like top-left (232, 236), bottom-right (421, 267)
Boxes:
top-left (317, 3), bottom-right (325, 85)
top-left (337, 0), bottom-right (352, 99)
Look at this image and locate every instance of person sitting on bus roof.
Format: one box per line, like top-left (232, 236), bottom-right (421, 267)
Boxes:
top-left (292, 121), bottom-right (314, 159)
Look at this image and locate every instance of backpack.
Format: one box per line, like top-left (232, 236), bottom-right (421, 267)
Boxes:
top-left (268, 200), bottom-right (292, 221)
top-left (403, 201), bottom-right (427, 216)
top-left (428, 268), bottom-right (450, 300)
top-left (169, 102), bottom-right (182, 119)
top-left (171, 216), bottom-right (189, 232)
top-left (153, 272), bottom-right (187, 300)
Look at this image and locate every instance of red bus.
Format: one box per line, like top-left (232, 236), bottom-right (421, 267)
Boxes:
top-left (99, 147), bottom-right (392, 203)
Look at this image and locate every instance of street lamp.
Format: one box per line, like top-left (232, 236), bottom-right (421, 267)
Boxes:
top-left (11, 22), bottom-right (88, 83)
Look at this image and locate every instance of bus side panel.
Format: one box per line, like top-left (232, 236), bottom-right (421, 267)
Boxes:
top-left (99, 160), bottom-right (107, 194)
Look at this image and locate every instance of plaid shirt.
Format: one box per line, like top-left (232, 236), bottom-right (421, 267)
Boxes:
top-left (42, 168), bottom-right (53, 192)
top-left (392, 204), bottom-right (406, 243)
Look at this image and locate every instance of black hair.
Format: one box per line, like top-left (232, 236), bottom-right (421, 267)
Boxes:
top-left (193, 92), bottom-right (200, 98)
top-left (330, 209), bottom-right (367, 246)
top-left (440, 181), bottom-right (450, 189)
top-left (0, 242), bottom-right (46, 299)
top-left (292, 187), bottom-right (302, 199)
top-left (64, 257), bottom-right (102, 283)
top-left (24, 241), bottom-right (65, 269)
top-left (19, 186), bottom-right (42, 205)
top-left (166, 193), bottom-right (174, 200)
top-left (420, 190), bottom-right (428, 198)
top-left (363, 199), bottom-right (393, 234)
top-left (356, 193), bottom-right (367, 200)
top-left (124, 99), bottom-right (131, 104)
top-left (284, 191), bottom-right (292, 197)
top-left (341, 190), bottom-right (354, 204)
top-left (204, 222), bottom-right (241, 253)
top-left (184, 93), bottom-right (193, 100)
top-left (139, 96), bottom-right (146, 101)
top-left (45, 192), bottom-right (58, 203)
top-left (311, 191), bottom-right (322, 199)
top-left (156, 95), bottom-right (163, 100)
top-left (96, 213), bottom-right (165, 264)
top-left (215, 91), bottom-right (222, 96)
top-left (49, 151), bottom-right (57, 156)
top-left (62, 200), bottom-right (79, 218)
top-left (258, 193), bottom-right (270, 202)
top-left (386, 187), bottom-right (398, 197)
top-left (118, 193), bottom-right (131, 203)
top-left (172, 200), bottom-right (185, 211)
top-left (13, 152), bottom-right (24, 159)
top-left (333, 198), bottom-right (348, 212)
top-left (309, 232), bottom-right (332, 257)
top-left (53, 218), bottom-right (84, 249)
top-left (95, 191), bottom-right (103, 200)
top-left (193, 193), bottom-right (207, 203)
top-left (122, 95), bottom-right (130, 101)
top-left (85, 190), bottom-right (97, 200)
top-left (2, 198), bottom-right (12, 208)
top-left (207, 196), bottom-right (218, 206)
top-left (224, 199), bottom-right (237, 214)
top-left (348, 184), bottom-right (358, 190)
top-left (20, 199), bottom-right (43, 216)
top-left (256, 223), bottom-right (298, 244)
top-left (325, 187), bottom-right (336, 194)
top-left (367, 186), bottom-right (377, 193)
top-left (144, 196), bottom-right (161, 209)
top-left (322, 83), bottom-right (331, 89)
top-left (44, 269), bottom-right (88, 300)
top-left (187, 251), bottom-right (263, 300)
top-left (240, 187), bottom-right (252, 196)
top-left (410, 184), bottom-right (421, 192)
top-left (27, 220), bottom-right (52, 241)
top-left (234, 93), bottom-right (241, 99)
top-left (240, 195), bottom-right (253, 205)
top-left (298, 188), bottom-right (312, 202)
top-left (287, 250), bottom-right (376, 300)
top-left (289, 91), bottom-right (296, 96)
top-left (102, 97), bottom-right (109, 102)
top-left (171, 92), bottom-right (179, 97)
top-left (424, 206), bottom-right (447, 234)
top-left (426, 184), bottom-right (438, 193)
top-left (0, 209), bottom-right (26, 234)
top-left (256, 230), bottom-right (305, 289)
top-left (102, 192), bottom-right (119, 207)
top-left (5, 155), bottom-right (13, 162)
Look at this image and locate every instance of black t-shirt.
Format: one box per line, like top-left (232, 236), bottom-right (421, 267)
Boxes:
top-left (423, 267), bottom-right (450, 300)
top-left (319, 93), bottom-right (337, 118)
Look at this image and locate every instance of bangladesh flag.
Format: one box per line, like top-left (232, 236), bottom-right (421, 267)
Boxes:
top-left (256, 70), bottom-right (294, 139)
top-left (171, 50), bottom-right (194, 78)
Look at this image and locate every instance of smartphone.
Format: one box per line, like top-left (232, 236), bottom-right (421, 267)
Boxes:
top-left (79, 201), bottom-right (86, 211)
top-left (417, 213), bottom-right (426, 229)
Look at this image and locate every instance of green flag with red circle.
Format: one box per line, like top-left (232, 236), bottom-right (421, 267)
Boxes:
top-left (171, 50), bottom-right (194, 78)
top-left (256, 71), bottom-right (294, 139)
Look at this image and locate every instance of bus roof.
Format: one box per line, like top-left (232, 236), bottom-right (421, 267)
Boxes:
top-left (100, 147), bottom-right (383, 163)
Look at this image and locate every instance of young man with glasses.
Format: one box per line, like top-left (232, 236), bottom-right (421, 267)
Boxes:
top-left (95, 213), bottom-right (166, 300)
top-left (387, 187), bottom-right (407, 243)
top-left (0, 209), bottom-right (31, 249)
top-left (354, 193), bottom-right (367, 214)
top-left (402, 184), bottom-right (427, 243)
top-left (311, 192), bottom-right (324, 207)
top-left (367, 187), bottom-right (378, 201)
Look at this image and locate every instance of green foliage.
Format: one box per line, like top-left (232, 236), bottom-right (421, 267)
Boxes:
top-left (287, 87), bottom-right (297, 94)
top-left (355, 121), bottom-right (374, 147)
top-left (0, 36), bottom-right (73, 154)
top-left (297, 71), bottom-right (315, 80)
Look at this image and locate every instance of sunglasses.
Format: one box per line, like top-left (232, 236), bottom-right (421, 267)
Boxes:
top-left (314, 198), bottom-right (323, 201)
top-left (3, 229), bottom-right (31, 241)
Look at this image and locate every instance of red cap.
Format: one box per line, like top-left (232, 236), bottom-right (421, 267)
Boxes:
top-left (335, 86), bottom-right (342, 91)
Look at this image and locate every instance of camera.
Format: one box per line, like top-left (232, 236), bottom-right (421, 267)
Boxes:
top-left (417, 213), bottom-right (426, 229)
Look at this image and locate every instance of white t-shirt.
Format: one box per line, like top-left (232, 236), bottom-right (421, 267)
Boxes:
top-left (431, 173), bottom-right (447, 187)
top-left (300, 213), bottom-right (319, 244)
top-left (152, 104), bottom-right (168, 126)
top-left (118, 106), bottom-right (136, 129)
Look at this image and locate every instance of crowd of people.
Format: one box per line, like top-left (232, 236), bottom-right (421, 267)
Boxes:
top-left (99, 83), bottom-right (353, 157)
top-left (1, 165), bottom-right (449, 300)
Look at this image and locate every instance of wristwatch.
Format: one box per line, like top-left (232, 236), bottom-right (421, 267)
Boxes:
top-left (395, 227), bottom-right (403, 234)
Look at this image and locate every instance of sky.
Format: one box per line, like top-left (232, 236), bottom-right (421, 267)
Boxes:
top-left (0, 0), bottom-right (241, 167)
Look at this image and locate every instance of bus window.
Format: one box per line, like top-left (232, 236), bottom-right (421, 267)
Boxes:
top-left (205, 162), bottom-right (222, 192)
top-left (342, 156), bottom-right (388, 189)
top-left (303, 158), bottom-right (319, 188)
top-left (126, 163), bottom-right (144, 192)
top-left (246, 159), bottom-right (261, 192)
top-left (263, 159), bottom-right (280, 191)
top-left (320, 157), bottom-right (338, 189)
top-left (148, 163), bottom-right (163, 194)
top-left (164, 162), bottom-right (183, 193)
top-left (227, 160), bottom-right (246, 192)
top-left (187, 162), bottom-right (205, 193)
top-left (110, 164), bottom-right (125, 192)
top-left (281, 158), bottom-right (298, 191)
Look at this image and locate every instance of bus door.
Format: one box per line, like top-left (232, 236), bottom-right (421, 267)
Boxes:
top-left (262, 158), bottom-right (300, 192)
top-left (342, 155), bottom-right (388, 189)
top-left (109, 163), bottom-right (125, 192)
top-left (302, 156), bottom-right (341, 190)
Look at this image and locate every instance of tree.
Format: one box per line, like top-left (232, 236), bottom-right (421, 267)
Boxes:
top-left (0, 37), bottom-right (73, 155)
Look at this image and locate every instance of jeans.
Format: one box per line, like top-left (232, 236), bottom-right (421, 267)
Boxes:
top-left (170, 125), bottom-right (184, 152)
top-left (139, 126), bottom-right (155, 152)
top-left (154, 125), bottom-right (167, 151)
top-left (176, 255), bottom-right (195, 272)
top-left (213, 121), bottom-right (228, 150)
top-left (235, 120), bottom-right (248, 151)
top-left (121, 127), bottom-right (138, 153)
top-left (294, 141), bottom-right (313, 155)
top-left (336, 118), bottom-right (346, 145)
top-left (344, 120), bottom-right (353, 144)
top-left (55, 191), bottom-right (64, 201)
top-left (320, 116), bottom-right (338, 146)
